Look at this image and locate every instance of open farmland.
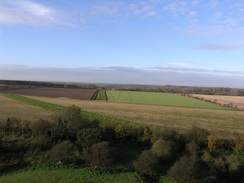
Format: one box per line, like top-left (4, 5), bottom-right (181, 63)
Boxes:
top-left (25, 95), bottom-right (244, 138)
top-left (191, 94), bottom-right (244, 110)
top-left (0, 95), bottom-right (52, 121)
top-left (105, 90), bottom-right (228, 109)
top-left (0, 87), bottom-right (96, 100)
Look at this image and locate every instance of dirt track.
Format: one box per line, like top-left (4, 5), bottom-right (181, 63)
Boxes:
top-left (191, 94), bottom-right (244, 110)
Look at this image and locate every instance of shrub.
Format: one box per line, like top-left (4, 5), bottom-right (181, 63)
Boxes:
top-left (233, 137), bottom-right (244, 154)
top-left (31, 119), bottom-right (52, 138)
top-left (167, 155), bottom-right (200, 183)
top-left (5, 117), bottom-right (22, 136)
top-left (76, 128), bottom-right (103, 148)
top-left (151, 139), bottom-right (176, 161)
top-left (45, 141), bottom-right (76, 164)
top-left (139, 126), bottom-right (152, 144)
top-left (188, 126), bottom-right (210, 148)
top-left (114, 124), bottom-right (129, 140)
top-left (213, 155), bottom-right (244, 181)
top-left (208, 136), bottom-right (217, 152)
top-left (133, 150), bottom-right (160, 178)
top-left (52, 105), bottom-right (84, 140)
top-left (82, 141), bottom-right (114, 168)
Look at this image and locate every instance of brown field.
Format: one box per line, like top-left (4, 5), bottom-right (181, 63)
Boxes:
top-left (0, 87), bottom-right (97, 100)
top-left (191, 94), bottom-right (244, 110)
top-left (0, 95), bottom-right (53, 121)
top-left (26, 96), bottom-right (244, 138)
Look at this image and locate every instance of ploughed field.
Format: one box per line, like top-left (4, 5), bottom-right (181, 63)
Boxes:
top-left (191, 94), bottom-right (244, 110)
top-left (0, 87), bottom-right (96, 100)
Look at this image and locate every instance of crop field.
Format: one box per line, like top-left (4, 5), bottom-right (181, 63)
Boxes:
top-left (24, 95), bottom-right (244, 138)
top-left (0, 88), bottom-right (96, 100)
top-left (104, 90), bottom-right (228, 109)
top-left (191, 94), bottom-right (244, 110)
top-left (0, 95), bottom-right (52, 121)
top-left (91, 89), bottom-right (107, 100)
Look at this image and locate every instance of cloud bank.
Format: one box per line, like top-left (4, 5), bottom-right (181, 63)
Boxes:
top-left (1, 65), bottom-right (244, 88)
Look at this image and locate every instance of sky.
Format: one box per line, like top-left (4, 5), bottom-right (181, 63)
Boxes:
top-left (0, 0), bottom-right (244, 88)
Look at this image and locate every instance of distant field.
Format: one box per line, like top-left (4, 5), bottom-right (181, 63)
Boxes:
top-left (0, 95), bottom-right (52, 121)
top-left (26, 96), bottom-right (244, 138)
top-left (0, 88), bottom-right (96, 100)
top-left (191, 94), bottom-right (244, 110)
top-left (105, 90), bottom-right (228, 109)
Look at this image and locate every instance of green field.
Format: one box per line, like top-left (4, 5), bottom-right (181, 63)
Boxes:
top-left (105, 90), bottom-right (228, 109)
top-left (0, 168), bottom-right (143, 183)
top-left (91, 89), bottom-right (107, 100)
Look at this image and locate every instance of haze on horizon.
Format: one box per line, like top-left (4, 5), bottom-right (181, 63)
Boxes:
top-left (0, 0), bottom-right (244, 88)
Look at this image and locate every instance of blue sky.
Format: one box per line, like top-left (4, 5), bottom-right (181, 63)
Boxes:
top-left (0, 0), bottom-right (244, 88)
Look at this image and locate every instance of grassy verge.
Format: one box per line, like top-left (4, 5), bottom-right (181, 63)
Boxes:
top-left (0, 94), bottom-right (64, 112)
top-left (0, 165), bottom-right (144, 183)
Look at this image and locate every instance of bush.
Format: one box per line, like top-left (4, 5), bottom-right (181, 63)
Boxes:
top-left (233, 137), bottom-right (244, 154)
top-left (208, 136), bottom-right (217, 152)
top-left (133, 150), bottom-right (160, 178)
top-left (31, 119), bottom-right (52, 138)
top-left (5, 117), bottom-right (22, 136)
top-left (82, 141), bottom-right (114, 168)
top-left (76, 128), bottom-right (103, 149)
top-left (45, 141), bottom-right (76, 164)
top-left (167, 155), bottom-right (200, 183)
top-left (213, 155), bottom-right (244, 181)
top-left (151, 139), bottom-right (176, 161)
top-left (188, 126), bottom-right (210, 148)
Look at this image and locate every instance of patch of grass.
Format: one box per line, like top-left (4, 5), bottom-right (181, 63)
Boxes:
top-left (0, 167), bottom-right (144, 183)
top-left (0, 94), bottom-right (65, 112)
top-left (106, 90), bottom-right (229, 109)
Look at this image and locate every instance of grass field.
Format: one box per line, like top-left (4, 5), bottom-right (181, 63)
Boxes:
top-left (0, 168), bottom-right (144, 183)
top-left (24, 95), bottom-right (244, 138)
top-left (0, 95), bottom-right (52, 121)
top-left (91, 89), bottom-right (107, 100)
top-left (105, 90), bottom-right (228, 109)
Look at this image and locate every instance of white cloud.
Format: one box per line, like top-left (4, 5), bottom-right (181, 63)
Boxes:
top-left (189, 11), bottom-right (197, 16)
top-left (90, 2), bottom-right (120, 16)
top-left (0, 0), bottom-right (67, 26)
top-left (215, 11), bottom-right (223, 18)
top-left (199, 41), bottom-right (244, 51)
top-left (164, 1), bottom-right (188, 14)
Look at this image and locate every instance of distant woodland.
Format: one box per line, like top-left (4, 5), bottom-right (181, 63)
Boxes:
top-left (1, 80), bottom-right (244, 96)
